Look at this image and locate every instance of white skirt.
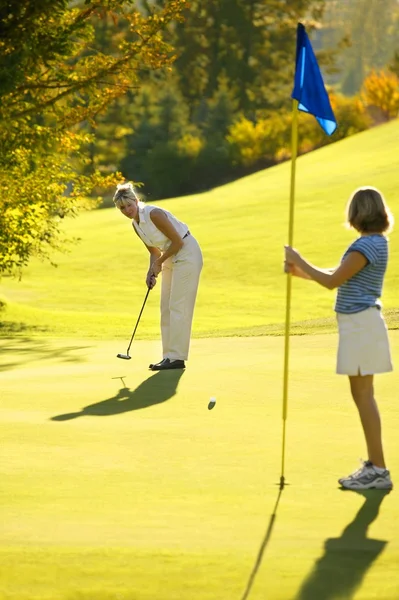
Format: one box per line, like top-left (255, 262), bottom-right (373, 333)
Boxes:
top-left (336, 307), bottom-right (393, 376)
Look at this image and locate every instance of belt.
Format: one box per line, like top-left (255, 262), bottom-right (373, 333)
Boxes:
top-left (183, 230), bottom-right (190, 239)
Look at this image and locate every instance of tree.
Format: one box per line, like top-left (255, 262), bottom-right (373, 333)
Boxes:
top-left (336, 0), bottom-right (399, 95)
top-left (0, 0), bottom-right (187, 276)
top-left (120, 80), bottom-right (194, 198)
top-left (361, 70), bottom-right (399, 121)
top-left (168, 0), bottom-right (327, 114)
top-left (388, 51), bottom-right (399, 78)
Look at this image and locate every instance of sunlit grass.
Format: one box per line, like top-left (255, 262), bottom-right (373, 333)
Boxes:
top-left (1, 119), bottom-right (399, 339)
top-left (1, 334), bottom-right (399, 599)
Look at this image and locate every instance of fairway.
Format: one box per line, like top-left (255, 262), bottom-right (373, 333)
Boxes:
top-left (1, 119), bottom-right (399, 339)
top-left (1, 334), bottom-right (399, 600)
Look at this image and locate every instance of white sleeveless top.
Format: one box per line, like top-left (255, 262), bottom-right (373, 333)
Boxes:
top-left (132, 203), bottom-right (189, 252)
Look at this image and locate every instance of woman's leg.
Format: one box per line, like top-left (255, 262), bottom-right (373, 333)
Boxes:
top-left (160, 259), bottom-right (173, 359)
top-left (348, 374), bottom-right (386, 468)
top-left (168, 239), bottom-right (202, 361)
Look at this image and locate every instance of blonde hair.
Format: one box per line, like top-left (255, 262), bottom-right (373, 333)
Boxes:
top-left (346, 186), bottom-right (394, 234)
top-left (113, 182), bottom-right (139, 209)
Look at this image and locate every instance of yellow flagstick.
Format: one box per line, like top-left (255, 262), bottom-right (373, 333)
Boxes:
top-left (280, 98), bottom-right (299, 489)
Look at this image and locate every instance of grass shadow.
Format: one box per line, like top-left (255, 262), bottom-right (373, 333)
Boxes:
top-left (51, 369), bottom-right (184, 420)
top-left (0, 336), bottom-right (91, 372)
top-left (294, 489), bottom-right (390, 600)
top-left (0, 321), bottom-right (50, 335)
top-left (240, 487), bottom-right (284, 600)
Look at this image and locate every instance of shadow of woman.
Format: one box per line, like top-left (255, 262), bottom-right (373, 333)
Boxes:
top-left (294, 489), bottom-right (390, 600)
top-left (51, 370), bottom-right (184, 421)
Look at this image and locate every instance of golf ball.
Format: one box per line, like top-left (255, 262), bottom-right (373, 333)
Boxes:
top-left (208, 397), bottom-right (216, 410)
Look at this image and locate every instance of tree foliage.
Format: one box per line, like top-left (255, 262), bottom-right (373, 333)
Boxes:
top-left (20, 0), bottom-right (389, 205)
top-left (388, 51), bottom-right (399, 78)
top-left (0, 0), bottom-right (187, 276)
top-left (169, 0), bottom-right (326, 114)
top-left (361, 70), bottom-right (399, 121)
top-left (321, 0), bottom-right (399, 94)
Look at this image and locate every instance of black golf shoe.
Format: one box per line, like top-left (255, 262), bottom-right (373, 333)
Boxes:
top-left (151, 358), bottom-right (185, 371)
top-left (149, 359), bottom-right (166, 369)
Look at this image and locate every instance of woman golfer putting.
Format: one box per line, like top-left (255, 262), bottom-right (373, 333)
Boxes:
top-left (114, 182), bottom-right (203, 371)
top-left (284, 186), bottom-right (394, 490)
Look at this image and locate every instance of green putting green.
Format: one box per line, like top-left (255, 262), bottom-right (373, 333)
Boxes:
top-left (1, 334), bottom-right (399, 599)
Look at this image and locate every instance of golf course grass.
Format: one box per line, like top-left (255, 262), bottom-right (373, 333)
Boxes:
top-left (1, 119), bottom-right (399, 599)
top-left (1, 118), bottom-right (399, 339)
top-left (1, 335), bottom-right (399, 600)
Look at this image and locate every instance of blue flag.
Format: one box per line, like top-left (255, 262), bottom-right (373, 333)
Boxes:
top-left (292, 23), bottom-right (337, 135)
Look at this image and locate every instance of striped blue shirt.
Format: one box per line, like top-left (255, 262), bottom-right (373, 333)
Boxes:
top-left (335, 235), bottom-right (388, 314)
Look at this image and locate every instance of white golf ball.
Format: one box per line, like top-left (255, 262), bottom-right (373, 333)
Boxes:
top-left (208, 397), bottom-right (216, 410)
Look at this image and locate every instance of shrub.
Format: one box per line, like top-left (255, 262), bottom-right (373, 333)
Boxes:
top-left (227, 113), bottom-right (291, 167)
top-left (191, 140), bottom-right (232, 191)
top-left (226, 92), bottom-right (371, 169)
top-left (324, 92), bottom-right (371, 140)
top-left (360, 69), bottom-right (399, 121)
top-left (138, 143), bottom-right (195, 200)
top-left (176, 134), bottom-right (203, 158)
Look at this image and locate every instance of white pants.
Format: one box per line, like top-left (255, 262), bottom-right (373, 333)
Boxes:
top-left (160, 235), bottom-right (203, 361)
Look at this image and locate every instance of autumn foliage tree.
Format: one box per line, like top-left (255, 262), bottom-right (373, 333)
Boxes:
top-left (361, 69), bottom-right (399, 122)
top-left (0, 0), bottom-right (187, 276)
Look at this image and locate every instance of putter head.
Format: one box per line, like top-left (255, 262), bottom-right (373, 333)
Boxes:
top-left (117, 353), bottom-right (131, 360)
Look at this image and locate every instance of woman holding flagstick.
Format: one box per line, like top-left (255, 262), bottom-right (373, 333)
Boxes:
top-left (284, 187), bottom-right (394, 490)
top-left (278, 22), bottom-right (338, 489)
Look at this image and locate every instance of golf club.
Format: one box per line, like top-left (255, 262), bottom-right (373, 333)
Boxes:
top-left (117, 287), bottom-right (151, 360)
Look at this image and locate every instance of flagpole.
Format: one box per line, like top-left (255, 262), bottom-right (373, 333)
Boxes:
top-left (280, 98), bottom-right (299, 490)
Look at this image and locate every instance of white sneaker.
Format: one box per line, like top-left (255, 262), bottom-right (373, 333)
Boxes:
top-left (339, 460), bottom-right (393, 490)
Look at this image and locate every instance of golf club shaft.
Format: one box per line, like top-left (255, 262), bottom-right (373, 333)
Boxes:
top-left (126, 287), bottom-right (151, 354)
